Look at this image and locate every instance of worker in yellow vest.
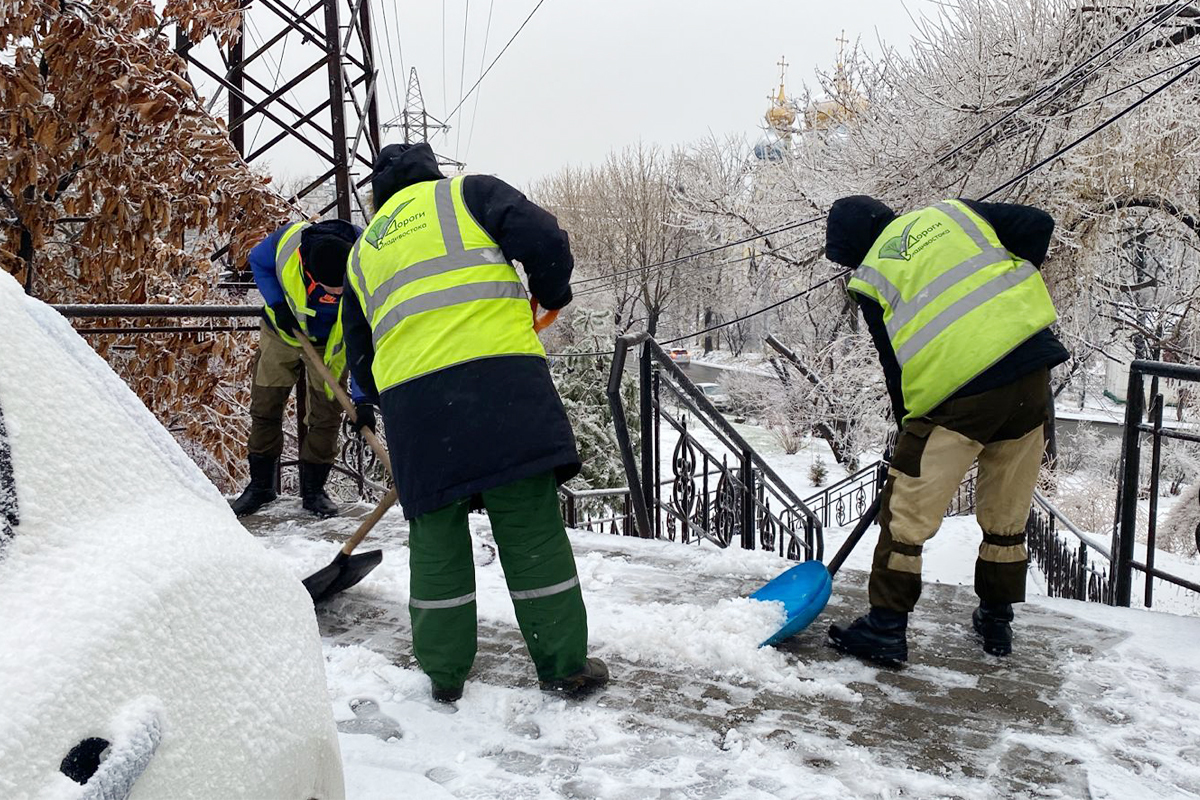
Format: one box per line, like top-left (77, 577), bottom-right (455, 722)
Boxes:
top-left (229, 219), bottom-right (363, 519)
top-left (825, 196), bottom-right (1069, 664)
top-left (338, 142), bottom-right (607, 703)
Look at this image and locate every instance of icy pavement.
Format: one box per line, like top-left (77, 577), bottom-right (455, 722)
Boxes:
top-left (244, 501), bottom-right (1200, 799)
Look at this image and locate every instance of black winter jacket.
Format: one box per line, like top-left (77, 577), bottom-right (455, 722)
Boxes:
top-left (342, 143), bottom-right (580, 518)
top-left (826, 196), bottom-right (1070, 426)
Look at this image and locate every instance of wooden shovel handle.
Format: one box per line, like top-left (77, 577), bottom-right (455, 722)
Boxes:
top-left (295, 336), bottom-right (392, 478)
top-left (341, 486), bottom-right (398, 555)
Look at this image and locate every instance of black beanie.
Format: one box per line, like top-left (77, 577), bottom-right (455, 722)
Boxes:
top-left (301, 220), bottom-right (357, 286)
top-left (825, 195), bottom-right (898, 268)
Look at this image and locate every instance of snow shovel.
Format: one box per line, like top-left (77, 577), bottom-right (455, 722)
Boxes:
top-left (295, 336), bottom-right (396, 603)
top-left (753, 495), bottom-right (882, 646)
top-left (302, 486), bottom-right (396, 602)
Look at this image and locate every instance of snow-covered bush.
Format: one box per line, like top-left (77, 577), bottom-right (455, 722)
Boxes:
top-left (1160, 484), bottom-right (1200, 556)
top-left (549, 308), bottom-right (639, 491)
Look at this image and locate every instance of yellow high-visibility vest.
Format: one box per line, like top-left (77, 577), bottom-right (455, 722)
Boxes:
top-left (346, 175), bottom-right (544, 392)
top-left (264, 221), bottom-right (350, 396)
top-left (848, 199), bottom-right (1058, 421)
top-left (263, 221), bottom-right (315, 348)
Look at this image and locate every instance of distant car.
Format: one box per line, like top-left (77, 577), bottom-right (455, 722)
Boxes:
top-left (696, 382), bottom-right (731, 412)
top-left (668, 348), bottom-right (691, 366)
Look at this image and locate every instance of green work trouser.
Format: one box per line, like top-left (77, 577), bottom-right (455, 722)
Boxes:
top-left (408, 471), bottom-right (589, 689)
top-left (247, 322), bottom-right (343, 464)
top-left (870, 368), bottom-right (1050, 612)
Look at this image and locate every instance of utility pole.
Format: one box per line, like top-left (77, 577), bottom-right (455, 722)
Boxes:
top-left (382, 67), bottom-right (464, 170)
top-left (174, 0), bottom-right (381, 228)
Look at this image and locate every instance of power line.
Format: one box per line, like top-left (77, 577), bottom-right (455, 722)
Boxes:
top-left (572, 228), bottom-right (823, 299)
top-left (442, 0), bottom-right (549, 127)
top-left (936, 0), bottom-right (1194, 167)
top-left (441, 0), bottom-right (448, 115)
top-left (642, 49), bottom-right (1200, 348)
top-left (981, 55), bottom-right (1200, 200)
top-left (377, 0), bottom-right (406, 122)
top-left (572, 216), bottom-right (824, 288)
top-left (1059, 50), bottom-right (1200, 118)
top-left (464, 0), bottom-right (496, 162)
top-left (455, 0), bottom-right (471, 162)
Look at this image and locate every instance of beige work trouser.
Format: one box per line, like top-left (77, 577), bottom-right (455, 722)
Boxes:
top-left (246, 322), bottom-right (344, 465)
top-left (869, 368), bottom-right (1050, 612)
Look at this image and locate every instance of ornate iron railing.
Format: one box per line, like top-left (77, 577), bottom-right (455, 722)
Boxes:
top-left (606, 333), bottom-right (824, 561)
top-left (804, 461), bottom-right (888, 529)
top-left (1113, 360), bottom-right (1200, 608)
top-left (1027, 490), bottom-right (1113, 604)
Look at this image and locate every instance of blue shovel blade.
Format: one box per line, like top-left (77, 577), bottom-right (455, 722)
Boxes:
top-left (749, 560), bottom-right (834, 647)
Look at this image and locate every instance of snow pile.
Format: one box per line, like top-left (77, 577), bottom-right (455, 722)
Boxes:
top-left (0, 271), bottom-right (343, 799)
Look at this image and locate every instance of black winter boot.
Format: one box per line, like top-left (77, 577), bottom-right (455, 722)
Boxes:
top-left (300, 461), bottom-right (339, 518)
top-left (229, 454), bottom-right (279, 517)
top-left (828, 607), bottom-right (909, 666)
top-left (972, 601), bottom-right (1014, 656)
top-left (431, 683), bottom-right (464, 704)
top-left (540, 658), bottom-right (610, 697)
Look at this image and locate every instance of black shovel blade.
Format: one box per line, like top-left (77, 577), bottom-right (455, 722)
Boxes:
top-left (302, 550), bottom-right (384, 604)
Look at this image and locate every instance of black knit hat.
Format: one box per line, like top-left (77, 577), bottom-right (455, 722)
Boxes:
top-left (825, 195), bottom-right (897, 268)
top-left (300, 219), bottom-right (358, 286)
top-left (371, 142), bottom-right (443, 209)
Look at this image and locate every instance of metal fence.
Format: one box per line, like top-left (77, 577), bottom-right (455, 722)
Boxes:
top-left (606, 333), bottom-right (825, 561)
top-left (51, 303), bottom-right (385, 499)
top-left (1112, 360), bottom-right (1200, 608)
top-left (1027, 490), bottom-right (1113, 603)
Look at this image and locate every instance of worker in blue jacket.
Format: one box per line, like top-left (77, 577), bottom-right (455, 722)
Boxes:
top-left (229, 219), bottom-right (366, 518)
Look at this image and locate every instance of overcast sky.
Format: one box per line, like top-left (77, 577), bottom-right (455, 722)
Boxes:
top-left (229, 0), bottom-right (935, 192)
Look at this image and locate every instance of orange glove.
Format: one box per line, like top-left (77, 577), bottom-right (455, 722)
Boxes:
top-left (530, 298), bottom-right (559, 333)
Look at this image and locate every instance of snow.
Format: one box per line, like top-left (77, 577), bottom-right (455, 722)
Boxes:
top-left (255, 510), bottom-right (1200, 799)
top-left (256, 406), bottom-right (1200, 798)
top-left (0, 271), bottom-right (343, 799)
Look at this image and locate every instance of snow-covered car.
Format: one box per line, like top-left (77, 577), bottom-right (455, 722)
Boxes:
top-left (696, 382), bottom-right (731, 412)
top-left (668, 347), bottom-right (691, 366)
top-left (0, 272), bottom-right (344, 800)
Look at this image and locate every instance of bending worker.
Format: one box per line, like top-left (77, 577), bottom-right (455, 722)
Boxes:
top-left (229, 218), bottom-right (362, 519)
top-left (825, 195), bottom-right (1069, 664)
top-left (337, 142), bottom-right (608, 703)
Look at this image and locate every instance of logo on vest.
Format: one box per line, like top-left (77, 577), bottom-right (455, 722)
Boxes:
top-left (365, 199), bottom-right (429, 249)
top-left (877, 217), bottom-right (949, 261)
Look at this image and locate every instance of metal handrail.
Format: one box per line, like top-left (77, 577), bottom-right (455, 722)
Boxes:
top-left (52, 304), bottom-right (261, 318)
top-left (1032, 490), bottom-right (1112, 560)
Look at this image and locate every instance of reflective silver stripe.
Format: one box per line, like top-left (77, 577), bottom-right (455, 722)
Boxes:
top-left (509, 575), bottom-right (580, 601)
top-left (371, 280), bottom-right (528, 347)
top-left (362, 246), bottom-right (507, 314)
top-left (850, 265), bottom-right (904, 312)
top-left (410, 592), bottom-right (476, 610)
top-left (349, 238), bottom-right (366, 296)
top-left (436, 178), bottom-right (464, 254)
top-left (934, 201), bottom-right (993, 252)
top-left (895, 262), bottom-right (1038, 366)
top-left (274, 224), bottom-right (306, 279)
top-left (885, 248), bottom-right (1011, 338)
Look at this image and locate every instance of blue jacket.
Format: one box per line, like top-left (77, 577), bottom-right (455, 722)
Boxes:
top-left (249, 222), bottom-right (368, 403)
